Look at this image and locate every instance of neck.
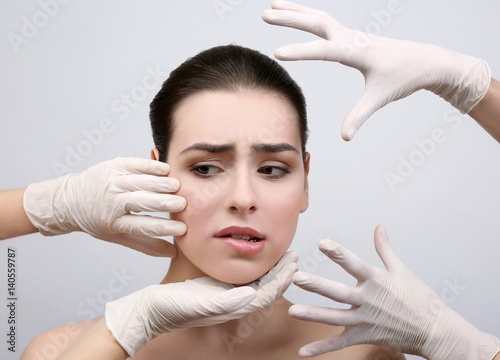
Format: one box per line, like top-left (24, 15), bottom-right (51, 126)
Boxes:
top-left (159, 245), bottom-right (294, 354)
top-left (193, 296), bottom-right (292, 354)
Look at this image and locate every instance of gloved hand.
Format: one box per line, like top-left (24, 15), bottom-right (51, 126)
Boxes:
top-left (262, 0), bottom-right (491, 140)
top-left (105, 251), bottom-right (299, 357)
top-left (289, 226), bottom-right (500, 359)
top-left (23, 157), bottom-right (186, 257)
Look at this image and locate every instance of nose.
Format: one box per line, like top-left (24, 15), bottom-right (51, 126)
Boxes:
top-left (224, 168), bottom-right (258, 215)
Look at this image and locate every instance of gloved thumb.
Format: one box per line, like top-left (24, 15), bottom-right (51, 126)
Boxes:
top-left (341, 86), bottom-right (382, 141)
top-left (374, 225), bottom-right (405, 273)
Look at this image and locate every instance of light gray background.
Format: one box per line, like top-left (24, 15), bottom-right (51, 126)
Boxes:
top-left (1, 1), bottom-right (499, 359)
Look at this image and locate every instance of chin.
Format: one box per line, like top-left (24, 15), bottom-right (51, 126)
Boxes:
top-left (203, 259), bottom-right (273, 285)
top-left (219, 275), bottom-right (263, 286)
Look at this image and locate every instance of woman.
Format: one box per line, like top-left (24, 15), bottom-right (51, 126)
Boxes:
top-left (21, 45), bottom-right (402, 359)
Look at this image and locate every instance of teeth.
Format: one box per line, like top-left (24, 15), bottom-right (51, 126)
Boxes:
top-left (230, 234), bottom-right (259, 242)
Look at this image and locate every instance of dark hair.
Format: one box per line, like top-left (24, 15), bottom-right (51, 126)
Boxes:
top-left (149, 44), bottom-right (308, 162)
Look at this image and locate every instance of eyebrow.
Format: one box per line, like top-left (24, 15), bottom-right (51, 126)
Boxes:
top-left (251, 143), bottom-right (300, 154)
top-left (180, 143), bottom-right (234, 154)
top-left (179, 142), bottom-right (300, 155)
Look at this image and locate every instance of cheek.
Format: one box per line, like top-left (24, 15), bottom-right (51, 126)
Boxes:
top-left (260, 179), bottom-right (305, 242)
top-left (170, 175), bottom-right (227, 223)
top-left (264, 178), bottom-right (305, 215)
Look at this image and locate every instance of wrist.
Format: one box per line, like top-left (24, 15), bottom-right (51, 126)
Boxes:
top-left (23, 175), bottom-right (79, 235)
top-left (105, 290), bottom-right (151, 358)
top-left (491, 349), bottom-right (500, 360)
top-left (424, 47), bottom-right (490, 114)
top-left (424, 306), bottom-right (500, 360)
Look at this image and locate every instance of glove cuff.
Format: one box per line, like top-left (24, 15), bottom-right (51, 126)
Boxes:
top-left (452, 59), bottom-right (491, 114)
top-left (434, 55), bottom-right (491, 114)
top-left (105, 292), bottom-right (151, 357)
top-left (23, 175), bottom-right (79, 236)
top-left (490, 349), bottom-right (500, 360)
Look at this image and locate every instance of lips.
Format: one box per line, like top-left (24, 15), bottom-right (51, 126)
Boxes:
top-left (214, 226), bottom-right (265, 242)
top-left (215, 226), bottom-right (266, 255)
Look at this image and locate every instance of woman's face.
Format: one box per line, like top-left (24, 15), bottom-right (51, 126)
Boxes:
top-left (161, 90), bottom-right (309, 284)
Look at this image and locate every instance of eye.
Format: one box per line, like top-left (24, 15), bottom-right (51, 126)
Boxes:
top-left (257, 165), bottom-right (290, 179)
top-left (190, 164), bottom-right (222, 177)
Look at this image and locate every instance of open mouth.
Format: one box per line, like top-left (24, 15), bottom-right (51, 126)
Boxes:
top-left (215, 226), bottom-right (266, 255)
top-left (220, 234), bottom-right (262, 242)
top-left (214, 226), bottom-right (265, 242)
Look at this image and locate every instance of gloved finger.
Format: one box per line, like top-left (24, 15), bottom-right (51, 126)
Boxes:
top-left (112, 214), bottom-right (187, 237)
top-left (242, 262), bottom-right (298, 312)
top-left (102, 233), bottom-right (178, 257)
top-left (254, 251), bottom-right (299, 286)
top-left (274, 38), bottom-right (363, 66)
top-left (289, 304), bottom-right (358, 326)
top-left (273, 40), bottom-right (336, 61)
top-left (114, 157), bottom-right (171, 176)
top-left (271, 0), bottom-right (326, 14)
top-left (292, 271), bottom-right (361, 306)
top-left (374, 225), bottom-right (406, 273)
top-left (318, 239), bottom-right (374, 281)
top-left (255, 262), bottom-right (298, 307)
top-left (262, 9), bottom-right (334, 40)
top-left (118, 192), bottom-right (187, 213)
top-left (113, 174), bottom-right (180, 193)
top-left (341, 83), bottom-right (393, 141)
top-left (298, 335), bottom-right (349, 358)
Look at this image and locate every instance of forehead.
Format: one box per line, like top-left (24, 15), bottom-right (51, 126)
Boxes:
top-left (169, 91), bottom-right (301, 155)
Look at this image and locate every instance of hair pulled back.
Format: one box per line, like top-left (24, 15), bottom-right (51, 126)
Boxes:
top-left (149, 44), bottom-right (308, 162)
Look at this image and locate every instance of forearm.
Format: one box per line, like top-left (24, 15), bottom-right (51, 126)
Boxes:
top-left (57, 318), bottom-right (128, 360)
top-left (468, 78), bottom-right (500, 142)
top-left (0, 188), bottom-right (37, 240)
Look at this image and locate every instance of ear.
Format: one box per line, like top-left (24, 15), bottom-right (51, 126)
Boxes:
top-left (151, 148), bottom-right (160, 161)
top-left (300, 152), bottom-right (310, 213)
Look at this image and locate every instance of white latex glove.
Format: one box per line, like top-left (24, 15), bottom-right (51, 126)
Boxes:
top-left (23, 157), bottom-right (186, 257)
top-left (289, 226), bottom-right (500, 359)
top-left (262, 0), bottom-right (491, 140)
top-left (105, 251), bottom-right (299, 357)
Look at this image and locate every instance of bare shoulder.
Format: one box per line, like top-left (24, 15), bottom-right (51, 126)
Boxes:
top-left (20, 317), bottom-right (102, 360)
